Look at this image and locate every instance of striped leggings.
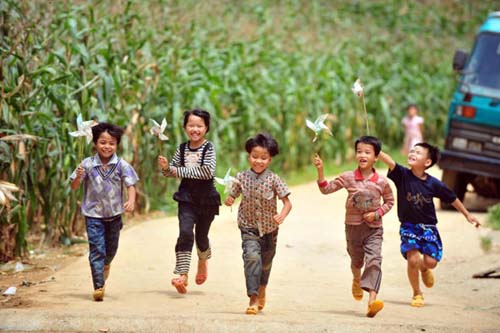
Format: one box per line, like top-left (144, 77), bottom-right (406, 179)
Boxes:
top-left (174, 202), bottom-right (216, 274)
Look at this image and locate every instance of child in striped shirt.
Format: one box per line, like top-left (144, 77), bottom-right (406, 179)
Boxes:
top-left (314, 135), bottom-right (394, 318)
top-left (158, 109), bottom-right (221, 294)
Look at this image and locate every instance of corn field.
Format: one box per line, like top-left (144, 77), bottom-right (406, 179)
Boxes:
top-left (0, 0), bottom-right (496, 261)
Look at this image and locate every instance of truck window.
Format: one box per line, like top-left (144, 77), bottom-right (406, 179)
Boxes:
top-left (461, 32), bottom-right (500, 98)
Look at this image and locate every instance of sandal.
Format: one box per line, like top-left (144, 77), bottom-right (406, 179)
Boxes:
top-left (411, 294), bottom-right (424, 307)
top-left (421, 269), bottom-right (434, 288)
top-left (245, 305), bottom-right (259, 315)
top-left (366, 300), bottom-right (384, 318)
top-left (195, 260), bottom-right (208, 285)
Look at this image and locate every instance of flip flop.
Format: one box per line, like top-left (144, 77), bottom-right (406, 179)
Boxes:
top-left (171, 276), bottom-right (188, 294)
top-left (366, 299), bottom-right (384, 317)
top-left (245, 305), bottom-right (259, 315)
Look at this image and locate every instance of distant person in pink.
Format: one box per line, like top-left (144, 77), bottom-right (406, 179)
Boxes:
top-left (401, 104), bottom-right (424, 155)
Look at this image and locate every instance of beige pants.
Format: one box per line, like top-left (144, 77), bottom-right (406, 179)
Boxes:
top-left (345, 223), bottom-right (383, 293)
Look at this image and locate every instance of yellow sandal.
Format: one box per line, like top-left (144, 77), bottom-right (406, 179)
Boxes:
top-left (411, 294), bottom-right (424, 307)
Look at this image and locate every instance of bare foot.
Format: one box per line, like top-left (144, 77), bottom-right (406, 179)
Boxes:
top-left (195, 259), bottom-right (208, 285)
top-left (257, 285), bottom-right (266, 310)
top-left (171, 274), bottom-right (188, 294)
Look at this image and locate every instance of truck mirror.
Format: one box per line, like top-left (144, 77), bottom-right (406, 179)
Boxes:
top-left (453, 49), bottom-right (468, 71)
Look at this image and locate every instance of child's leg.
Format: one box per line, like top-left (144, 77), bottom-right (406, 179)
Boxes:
top-left (241, 228), bottom-right (262, 314)
top-left (258, 229), bottom-right (278, 310)
top-left (85, 217), bottom-right (106, 300)
top-left (171, 203), bottom-right (196, 293)
top-left (194, 210), bottom-right (216, 285)
top-left (103, 216), bottom-right (123, 281)
top-left (406, 249), bottom-right (423, 297)
top-left (360, 227), bottom-right (383, 301)
top-left (360, 226), bottom-right (384, 317)
top-left (345, 225), bottom-right (364, 300)
top-left (420, 254), bottom-right (437, 288)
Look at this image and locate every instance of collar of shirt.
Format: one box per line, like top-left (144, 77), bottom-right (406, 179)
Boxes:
top-left (354, 168), bottom-right (379, 182)
top-left (91, 153), bottom-right (119, 167)
top-left (249, 168), bottom-right (270, 180)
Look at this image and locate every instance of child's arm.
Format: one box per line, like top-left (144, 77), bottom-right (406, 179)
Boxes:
top-left (273, 195), bottom-right (292, 225)
top-left (224, 174), bottom-right (242, 206)
top-left (123, 185), bottom-right (136, 212)
top-left (70, 164), bottom-right (85, 190)
top-left (451, 198), bottom-right (481, 228)
top-left (377, 151), bottom-right (396, 171)
top-left (314, 154), bottom-right (326, 182)
top-left (158, 155), bottom-right (177, 177)
top-left (314, 154), bottom-right (343, 194)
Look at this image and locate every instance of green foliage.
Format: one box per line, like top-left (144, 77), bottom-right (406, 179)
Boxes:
top-left (0, 0), bottom-right (497, 259)
top-left (487, 204), bottom-right (500, 230)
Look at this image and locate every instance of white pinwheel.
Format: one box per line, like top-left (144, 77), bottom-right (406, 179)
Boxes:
top-left (149, 118), bottom-right (169, 141)
top-left (352, 78), bottom-right (363, 97)
top-left (69, 114), bottom-right (94, 144)
top-left (215, 168), bottom-right (238, 194)
top-left (306, 114), bottom-right (333, 143)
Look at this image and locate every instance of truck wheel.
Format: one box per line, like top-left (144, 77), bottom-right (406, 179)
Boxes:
top-left (441, 170), bottom-right (468, 210)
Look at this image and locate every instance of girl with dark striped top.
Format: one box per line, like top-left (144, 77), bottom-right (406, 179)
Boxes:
top-left (158, 109), bottom-right (221, 294)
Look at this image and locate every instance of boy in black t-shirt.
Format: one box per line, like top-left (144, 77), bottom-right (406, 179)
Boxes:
top-left (378, 142), bottom-right (480, 307)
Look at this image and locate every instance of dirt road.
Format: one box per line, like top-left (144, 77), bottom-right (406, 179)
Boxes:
top-left (1, 170), bottom-right (499, 332)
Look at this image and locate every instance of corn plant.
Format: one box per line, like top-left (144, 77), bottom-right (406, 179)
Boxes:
top-left (0, 0), bottom-right (496, 261)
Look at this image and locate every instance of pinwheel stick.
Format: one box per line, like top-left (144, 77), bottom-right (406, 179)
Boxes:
top-left (361, 93), bottom-right (369, 134)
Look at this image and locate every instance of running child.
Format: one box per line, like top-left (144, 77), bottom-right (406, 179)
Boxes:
top-left (224, 133), bottom-right (292, 315)
top-left (314, 135), bottom-right (394, 317)
top-left (157, 109), bottom-right (221, 294)
top-left (378, 143), bottom-right (480, 307)
top-left (70, 122), bottom-right (139, 301)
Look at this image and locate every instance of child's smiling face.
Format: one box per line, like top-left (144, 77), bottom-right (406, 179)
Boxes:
top-left (355, 142), bottom-right (377, 171)
top-left (248, 146), bottom-right (272, 174)
top-left (95, 131), bottom-right (117, 163)
top-left (184, 114), bottom-right (208, 145)
top-left (407, 145), bottom-right (431, 169)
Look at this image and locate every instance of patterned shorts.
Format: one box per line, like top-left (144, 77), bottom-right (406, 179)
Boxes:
top-left (400, 223), bottom-right (443, 262)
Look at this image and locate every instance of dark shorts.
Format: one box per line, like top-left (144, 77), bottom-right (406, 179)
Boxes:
top-left (400, 223), bottom-right (443, 262)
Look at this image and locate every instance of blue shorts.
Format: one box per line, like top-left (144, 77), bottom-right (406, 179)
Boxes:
top-left (400, 223), bottom-right (443, 262)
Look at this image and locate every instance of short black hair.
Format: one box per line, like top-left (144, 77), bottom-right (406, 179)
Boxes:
top-left (183, 109), bottom-right (211, 132)
top-left (415, 142), bottom-right (440, 168)
top-left (245, 132), bottom-right (279, 157)
top-left (92, 122), bottom-right (124, 145)
top-left (354, 135), bottom-right (382, 156)
top-left (406, 103), bottom-right (419, 112)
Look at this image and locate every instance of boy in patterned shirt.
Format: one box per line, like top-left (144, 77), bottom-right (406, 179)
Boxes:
top-left (224, 133), bottom-right (292, 315)
top-left (70, 122), bottom-right (139, 301)
top-left (314, 136), bottom-right (393, 318)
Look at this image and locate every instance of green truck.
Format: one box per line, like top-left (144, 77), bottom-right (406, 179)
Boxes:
top-left (439, 12), bottom-right (500, 209)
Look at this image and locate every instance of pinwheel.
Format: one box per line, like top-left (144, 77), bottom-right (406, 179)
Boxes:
top-left (69, 114), bottom-right (97, 161)
top-left (150, 118), bottom-right (169, 154)
top-left (306, 114), bottom-right (333, 143)
top-left (69, 114), bottom-right (94, 144)
top-left (215, 168), bottom-right (238, 194)
top-left (352, 78), bottom-right (370, 134)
